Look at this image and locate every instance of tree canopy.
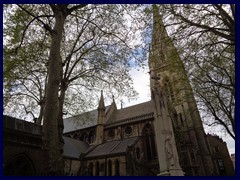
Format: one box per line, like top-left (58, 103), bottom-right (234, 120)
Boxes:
top-left (160, 4), bottom-right (235, 139)
top-left (4, 4), bottom-right (148, 121)
top-left (3, 4), bottom-right (149, 174)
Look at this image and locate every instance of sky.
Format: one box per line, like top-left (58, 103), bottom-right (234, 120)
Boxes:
top-left (120, 66), bottom-right (235, 155)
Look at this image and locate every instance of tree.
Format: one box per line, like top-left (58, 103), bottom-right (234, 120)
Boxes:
top-left (4, 4), bottom-right (148, 174)
top-left (159, 4), bottom-right (235, 139)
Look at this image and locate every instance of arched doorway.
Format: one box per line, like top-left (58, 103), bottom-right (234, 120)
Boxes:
top-left (4, 153), bottom-right (36, 175)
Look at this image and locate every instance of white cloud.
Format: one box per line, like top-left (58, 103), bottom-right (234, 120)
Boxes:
top-left (225, 136), bottom-right (235, 155)
top-left (120, 67), bottom-right (150, 109)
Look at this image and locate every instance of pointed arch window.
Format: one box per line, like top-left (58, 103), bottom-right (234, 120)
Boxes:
top-left (100, 163), bottom-right (105, 176)
top-left (88, 131), bottom-right (96, 144)
top-left (142, 123), bottom-right (157, 160)
top-left (115, 159), bottom-right (120, 176)
top-left (88, 162), bottom-right (93, 176)
top-left (95, 161), bottom-right (99, 176)
top-left (108, 160), bottom-right (112, 176)
top-left (80, 132), bottom-right (88, 142)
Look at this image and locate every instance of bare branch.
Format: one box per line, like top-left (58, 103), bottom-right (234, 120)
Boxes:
top-left (67, 4), bottom-right (88, 14)
top-left (17, 4), bottom-right (54, 34)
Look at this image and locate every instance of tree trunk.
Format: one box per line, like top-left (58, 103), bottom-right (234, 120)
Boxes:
top-left (37, 102), bottom-right (44, 125)
top-left (42, 6), bottom-right (66, 175)
top-left (58, 81), bottom-right (67, 161)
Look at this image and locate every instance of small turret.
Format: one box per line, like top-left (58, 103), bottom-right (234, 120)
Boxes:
top-left (111, 95), bottom-right (117, 109)
top-left (96, 90), bottom-right (105, 144)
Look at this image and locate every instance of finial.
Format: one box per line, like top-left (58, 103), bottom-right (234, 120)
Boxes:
top-left (120, 99), bottom-right (123, 109)
top-left (98, 90), bottom-right (105, 110)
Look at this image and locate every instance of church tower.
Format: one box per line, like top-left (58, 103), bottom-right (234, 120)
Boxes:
top-left (96, 90), bottom-right (105, 144)
top-left (149, 5), bottom-right (215, 176)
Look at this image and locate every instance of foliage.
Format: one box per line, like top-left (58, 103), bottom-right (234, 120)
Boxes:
top-left (3, 4), bottom-right (148, 120)
top-left (3, 4), bottom-right (149, 174)
top-left (160, 4), bottom-right (235, 139)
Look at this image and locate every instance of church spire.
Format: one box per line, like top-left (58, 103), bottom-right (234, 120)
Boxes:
top-left (96, 90), bottom-right (105, 144)
top-left (149, 4), bottom-right (180, 71)
top-left (152, 4), bottom-right (168, 48)
top-left (149, 5), bottom-right (215, 176)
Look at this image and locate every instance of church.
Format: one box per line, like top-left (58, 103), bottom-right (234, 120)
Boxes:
top-left (62, 5), bottom-right (234, 176)
top-left (3, 5), bottom-right (234, 176)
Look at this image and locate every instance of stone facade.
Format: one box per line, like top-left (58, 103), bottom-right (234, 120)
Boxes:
top-left (3, 116), bottom-right (45, 175)
top-left (207, 134), bottom-right (235, 176)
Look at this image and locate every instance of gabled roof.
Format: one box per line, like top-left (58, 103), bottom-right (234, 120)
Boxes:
top-left (63, 136), bottom-right (89, 159)
top-left (63, 106), bottom-right (110, 133)
top-left (63, 101), bottom-right (155, 133)
top-left (63, 110), bottom-right (98, 133)
top-left (84, 137), bottom-right (139, 159)
top-left (106, 101), bottom-right (154, 125)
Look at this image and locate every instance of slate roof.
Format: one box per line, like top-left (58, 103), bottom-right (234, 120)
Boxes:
top-left (63, 106), bottom-right (110, 133)
top-left (63, 101), bottom-right (154, 133)
top-left (63, 110), bottom-right (97, 133)
top-left (84, 137), bottom-right (139, 158)
top-left (106, 101), bottom-right (154, 125)
top-left (63, 136), bottom-right (89, 159)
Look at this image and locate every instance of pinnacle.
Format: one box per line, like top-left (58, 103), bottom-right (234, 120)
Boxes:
top-left (98, 90), bottom-right (105, 110)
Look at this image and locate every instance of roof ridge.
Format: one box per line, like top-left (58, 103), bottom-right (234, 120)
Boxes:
top-left (84, 144), bottom-right (97, 155)
top-left (131, 137), bottom-right (140, 146)
top-left (64, 105), bottom-right (111, 120)
top-left (109, 140), bottom-right (122, 153)
top-left (117, 100), bottom-right (152, 111)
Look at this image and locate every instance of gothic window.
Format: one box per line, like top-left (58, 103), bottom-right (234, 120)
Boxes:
top-left (108, 129), bottom-right (115, 139)
top-left (125, 126), bottom-right (132, 136)
top-left (142, 123), bottom-right (157, 160)
top-left (108, 160), bottom-right (112, 176)
top-left (217, 159), bottom-right (225, 171)
top-left (95, 161), bottom-right (99, 176)
top-left (190, 152), bottom-right (196, 165)
top-left (88, 162), bottom-right (93, 176)
top-left (88, 131), bottom-right (96, 144)
top-left (80, 132), bottom-right (88, 142)
top-left (73, 133), bottom-right (78, 139)
top-left (100, 163), bottom-right (105, 175)
top-left (181, 152), bottom-right (189, 166)
top-left (115, 159), bottom-right (120, 176)
top-left (136, 147), bottom-right (140, 159)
